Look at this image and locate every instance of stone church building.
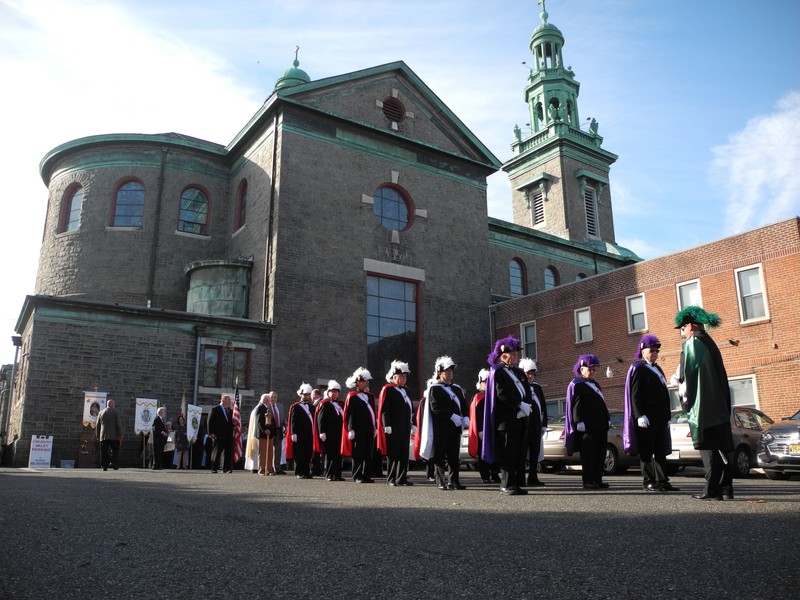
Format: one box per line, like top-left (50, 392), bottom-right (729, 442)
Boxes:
top-left (6, 8), bottom-right (638, 466)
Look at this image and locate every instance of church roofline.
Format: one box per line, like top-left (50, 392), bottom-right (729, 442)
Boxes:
top-left (39, 133), bottom-right (227, 186)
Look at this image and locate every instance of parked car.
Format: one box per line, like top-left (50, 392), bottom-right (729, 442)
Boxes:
top-left (757, 408), bottom-right (800, 480)
top-left (667, 406), bottom-right (774, 478)
top-left (541, 409), bottom-right (638, 475)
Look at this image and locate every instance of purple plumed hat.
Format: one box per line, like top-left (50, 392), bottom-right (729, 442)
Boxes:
top-left (572, 354), bottom-right (600, 377)
top-left (635, 334), bottom-right (661, 360)
top-left (487, 336), bottom-right (522, 366)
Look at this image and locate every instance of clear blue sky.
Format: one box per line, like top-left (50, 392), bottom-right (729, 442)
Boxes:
top-left (1, 0), bottom-right (798, 364)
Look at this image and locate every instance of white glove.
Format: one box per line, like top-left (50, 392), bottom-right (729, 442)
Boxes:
top-left (319, 432), bottom-right (327, 442)
top-left (637, 416), bottom-right (650, 428)
top-left (450, 413), bottom-right (462, 427)
top-left (518, 402), bottom-right (532, 417)
top-left (411, 425), bottom-right (417, 435)
top-left (462, 416), bottom-right (470, 429)
top-left (678, 382), bottom-right (687, 398)
top-left (384, 426), bottom-right (393, 435)
top-left (669, 373), bottom-right (680, 387)
top-left (348, 430), bottom-right (355, 441)
top-left (291, 434), bottom-right (298, 442)
top-left (478, 431), bottom-right (483, 440)
top-left (576, 422), bottom-right (586, 432)
top-left (541, 427), bottom-right (547, 435)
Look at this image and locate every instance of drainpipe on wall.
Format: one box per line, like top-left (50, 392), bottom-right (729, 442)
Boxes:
top-left (146, 147), bottom-right (169, 307)
top-left (263, 114), bottom-right (279, 392)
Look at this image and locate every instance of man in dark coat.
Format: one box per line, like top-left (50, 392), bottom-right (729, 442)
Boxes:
top-left (341, 368), bottom-right (377, 483)
top-left (482, 337), bottom-right (533, 496)
top-left (519, 358), bottom-right (548, 487)
top-left (426, 356), bottom-right (468, 491)
top-left (207, 394), bottom-right (234, 473)
top-left (314, 380), bottom-right (344, 481)
top-left (377, 360), bottom-right (414, 487)
top-left (152, 406), bottom-right (169, 470)
top-left (623, 335), bottom-right (678, 492)
top-left (674, 306), bottom-right (734, 500)
top-left (287, 384), bottom-right (314, 479)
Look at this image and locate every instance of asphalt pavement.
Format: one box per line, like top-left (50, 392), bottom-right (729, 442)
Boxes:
top-left (0, 466), bottom-right (797, 599)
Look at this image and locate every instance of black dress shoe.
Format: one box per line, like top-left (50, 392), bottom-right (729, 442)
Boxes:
top-left (500, 487), bottom-right (520, 496)
top-left (438, 485), bottom-right (449, 491)
top-left (644, 483), bottom-right (664, 492)
top-left (102, 467), bottom-right (108, 471)
top-left (692, 493), bottom-right (723, 501)
top-left (388, 482), bottom-right (397, 487)
top-left (659, 482), bottom-right (680, 492)
top-left (449, 482), bottom-right (466, 490)
top-left (398, 481), bottom-right (414, 486)
top-left (361, 479), bottom-right (374, 484)
top-left (491, 474), bottom-right (502, 483)
top-left (596, 481), bottom-right (610, 489)
top-left (516, 487), bottom-right (529, 495)
top-left (211, 470), bottom-right (218, 473)
top-left (582, 482), bottom-right (599, 490)
top-left (527, 479), bottom-right (546, 487)
top-left (481, 478), bottom-right (491, 484)
top-left (721, 486), bottom-right (734, 499)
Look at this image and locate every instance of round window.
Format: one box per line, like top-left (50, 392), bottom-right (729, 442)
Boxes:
top-left (372, 186), bottom-right (411, 231)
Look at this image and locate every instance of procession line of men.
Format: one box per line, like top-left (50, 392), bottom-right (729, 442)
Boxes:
top-left (141, 305), bottom-right (734, 501)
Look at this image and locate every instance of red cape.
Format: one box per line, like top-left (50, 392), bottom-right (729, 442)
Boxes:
top-left (413, 395), bottom-right (425, 461)
top-left (312, 399), bottom-right (330, 454)
top-left (375, 384), bottom-right (396, 456)
top-left (467, 391), bottom-right (484, 458)
top-left (284, 402), bottom-right (300, 460)
top-left (340, 390), bottom-right (375, 457)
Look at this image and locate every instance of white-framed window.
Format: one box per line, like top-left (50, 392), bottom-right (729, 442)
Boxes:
top-left (676, 279), bottom-right (702, 310)
top-left (583, 185), bottom-right (598, 237)
top-left (734, 264), bottom-right (768, 323)
top-left (574, 307), bottom-right (592, 343)
top-left (728, 375), bottom-right (758, 408)
top-left (530, 189), bottom-right (545, 226)
top-left (626, 293), bottom-right (647, 333)
top-left (521, 320), bottom-right (537, 361)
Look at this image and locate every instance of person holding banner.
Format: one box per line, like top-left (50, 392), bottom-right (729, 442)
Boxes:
top-left (208, 394), bottom-right (235, 473)
top-left (96, 398), bottom-right (123, 471)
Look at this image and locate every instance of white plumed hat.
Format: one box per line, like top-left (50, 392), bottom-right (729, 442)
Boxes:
top-left (476, 368), bottom-right (490, 389)
top-left (345, 367), bottom-right (372, 389)
top-left (434, 355), bottom-right (456, 373)
top-left (518, 358), bottom-right (537, 373)
top-left (385, 360), bottom-right (411, 382)
top-left (297, 383), bottom-right (313, 396)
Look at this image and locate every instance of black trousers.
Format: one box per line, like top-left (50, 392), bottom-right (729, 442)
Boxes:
top-left (351, 435), bottom-right (374, 481)
top-left (496, 428), bottom-right (526, 490)
top-left (578, 431), bottom-right (607, 484)
top-left (100, 439), bottom-right (120, 468)
top-left (211, 438), bottom-right (233, 472)
top-left (636, 423), bottom-right (671, 485)
top-left (322, 439), bottom-right (342, 480)
top-left (386, 431), bottom-right (410, 484)
top-left (293, 440), bottom-right (312, 477)
top-left (433, 429), bottom-right (461, 486)
top-left (526, 430), bottom-right (543, 482)
top-left (700, 449), bottom-right (733, 496)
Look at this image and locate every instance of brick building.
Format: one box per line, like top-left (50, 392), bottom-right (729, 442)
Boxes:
top-left (490, 217), bottom-right (800, 422)
top-left (6, 9), bottom-right (638, 466)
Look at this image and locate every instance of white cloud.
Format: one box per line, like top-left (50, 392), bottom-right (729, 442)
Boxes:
top-left (711, 91), bottom-right (800, 234)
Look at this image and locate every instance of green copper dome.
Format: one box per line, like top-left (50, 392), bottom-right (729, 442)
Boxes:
top-left (274, 57), bottom-right (310, 91)
top-left (530, 8), bottom-right (564, 51)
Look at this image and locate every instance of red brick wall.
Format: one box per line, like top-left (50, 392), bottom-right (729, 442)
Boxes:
top-left (491, 218), bottom-right (800, 420)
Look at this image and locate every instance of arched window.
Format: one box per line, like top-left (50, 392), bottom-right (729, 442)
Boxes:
top-left (509, 259), bottom-right (526, 296)
top-left (544, 266), bottom-right (559, 290)
top-left (178, 187), bottom-right (209, 235)
top-left (111, 180), bottom-right (145, 227)
top-left (235, 179), bottom-right (247, 230)
top-left (59, 185), bottom-right (84, 233)
top-left (372, 185), bottom-right (412, 231)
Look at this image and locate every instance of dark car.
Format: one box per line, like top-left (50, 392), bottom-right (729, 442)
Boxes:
top-left (668, 406), bottom-right (774, 478)
top-left (757, 409), bottom-right (800, 480)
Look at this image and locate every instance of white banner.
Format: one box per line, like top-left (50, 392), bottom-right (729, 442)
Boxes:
top-left (28, 435), bottom-right (53, 468)
top-left (186, 404), bottom-right (203, 443)
top-left (135, 398), bottom-right (159, 435)
top-left (83, 392), bottom-right (107, 428)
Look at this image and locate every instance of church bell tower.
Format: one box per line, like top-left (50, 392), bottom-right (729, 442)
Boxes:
top-left (504, 1), bottom-right (619, 246)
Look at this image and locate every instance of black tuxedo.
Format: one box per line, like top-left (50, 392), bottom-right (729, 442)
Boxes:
top-left (571, 379), bottom-right (610, 485)
top-left (316, 400), bottom-right (343, 480)
top-left (526, 381), bottom-right (547, 483)
top-left (152, 415), bottom-right (168, 470)
top-left (380, 385), bottom-right (413, 484)
top-left (289, 402), bottom-right (313, 477)
top-left (630, 361), bottom-right (672, 485)
top-left (492, 365), bottom-right (531, 490)
top-left (208, 404), bottom-right (234, 473)
top-left (344, 391), bottom-right (376, 482)
top-left (429, 383), bottom-right (467, 487)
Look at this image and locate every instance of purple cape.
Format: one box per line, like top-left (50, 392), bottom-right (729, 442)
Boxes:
top-left (480, 365), bottom-right (501, 463)
top-left (622, 362), bottom-right (642, 456)
top-left (563, 378), bottom-right (581, 455)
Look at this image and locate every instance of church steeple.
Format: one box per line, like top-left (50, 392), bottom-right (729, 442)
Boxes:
top-left (503, 1), bottom-right (621, 248)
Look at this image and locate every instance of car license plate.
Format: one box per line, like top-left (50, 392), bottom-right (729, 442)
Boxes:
top-left (789, 443), bottom-right (800, 455)
top-left (667, 450), bottom-right (679, 460)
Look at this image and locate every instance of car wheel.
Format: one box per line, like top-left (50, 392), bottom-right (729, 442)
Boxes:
top-left (603, 444), bottom-right (618, 476)
top-left (764, 469), bottom-right (789, 480)
top-left (732, 446), bottom-right (750, 478)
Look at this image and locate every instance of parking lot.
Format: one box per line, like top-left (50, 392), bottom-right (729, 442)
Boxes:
top-left (1, 466), bottom-right (797, 599)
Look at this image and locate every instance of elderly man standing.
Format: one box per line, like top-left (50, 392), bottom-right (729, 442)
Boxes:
top-left (268, 392), bottom-right (287, 474)
top-left (208, 394), bottom-right (235, 473)
top-left (254, 393), bottom-right (274, 475)
top-left (152, 407), bottom-right (169, 470)
top-left (674, 306), bottom-right (734, 500)
top-left (96, 398), bottom-right (123, 471)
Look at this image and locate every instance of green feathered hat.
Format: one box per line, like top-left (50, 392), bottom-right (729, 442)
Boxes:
top-left (674, 305), bottom-right (721, 329)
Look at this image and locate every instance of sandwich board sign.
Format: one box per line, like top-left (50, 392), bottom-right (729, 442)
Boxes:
top-left (28, 435), bottom-right (53, 468)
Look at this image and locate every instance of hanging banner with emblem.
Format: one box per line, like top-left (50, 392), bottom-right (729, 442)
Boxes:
top-left (135, 398), bottom-right (159, 434)
top-left (83, 391), bottom-right (107, 428)
top-left (186, 404), bottom-right (203, 443)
